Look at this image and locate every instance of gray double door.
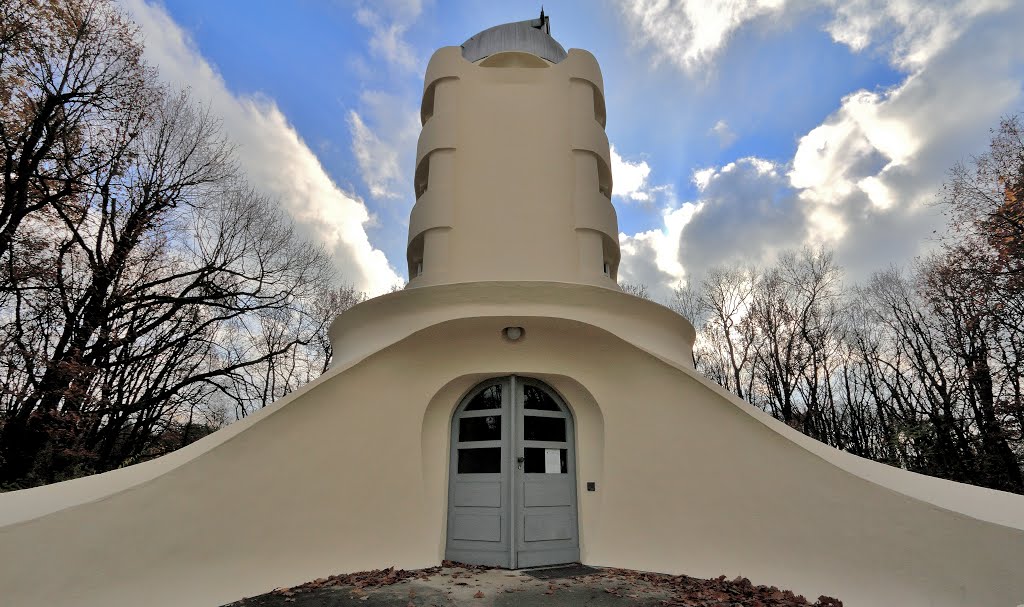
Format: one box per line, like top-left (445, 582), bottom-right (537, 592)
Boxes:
top-left (446, 376), bottom-right (579, 568)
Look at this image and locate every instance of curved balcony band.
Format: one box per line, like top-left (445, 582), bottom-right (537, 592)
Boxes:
top-left (408, 184), bottom-right (455, 246)
top-left (576, 228), bottom-right (621, 282)
top-left (421, 76), bottom-right (459, 125)
top-left (574, 190), bottom-right (618, 241)
top-left (572, 148), bottom-right (612, 201)
top-left (410, 38), bottom-right (618, 291)
top-left (571, 77), bottom-right (606, 128)
top-left (571, 120), bottom-right (612, 175)
top-left (416, 113), bottom-right (457, 172)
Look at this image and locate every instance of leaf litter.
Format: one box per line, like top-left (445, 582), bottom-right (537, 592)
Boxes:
top-left (245, 561), bottom-right (842, 606)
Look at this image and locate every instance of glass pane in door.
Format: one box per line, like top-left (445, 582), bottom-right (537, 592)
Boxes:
top-left (522, 447), bottom-right (567, 473)
top-left (458, 448), bottom-right (502, 473)
top-left (523, 416), bottom-right (566, 441)
top-left (466, 385), bottom-right (502, 410)
top-left (523, 385), bottom-right (560, 410)
top-left (459, 416), bottom-right (501, 441)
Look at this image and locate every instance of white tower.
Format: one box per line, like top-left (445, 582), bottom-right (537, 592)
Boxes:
top-left (407, 15), bottom-right (619, 290)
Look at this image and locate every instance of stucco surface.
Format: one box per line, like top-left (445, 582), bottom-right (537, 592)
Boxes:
top-left (2, 307), bottom-right (1024, 607)
top-left (408, 46), bottom-right (619, 289)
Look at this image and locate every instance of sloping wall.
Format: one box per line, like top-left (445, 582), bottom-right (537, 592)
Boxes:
top-left (2, 315), bottom-right (1023, 607)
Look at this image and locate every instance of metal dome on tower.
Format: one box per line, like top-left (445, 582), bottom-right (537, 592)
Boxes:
top-left (461, 9), bottom-right (568, 64)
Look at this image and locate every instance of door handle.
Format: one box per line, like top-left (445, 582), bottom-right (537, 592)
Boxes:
top-left (516, 456), bottom-right (525, 469)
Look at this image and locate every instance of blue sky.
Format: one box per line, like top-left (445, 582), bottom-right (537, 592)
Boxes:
top-left (123, 0), bottom-right (1024, 299)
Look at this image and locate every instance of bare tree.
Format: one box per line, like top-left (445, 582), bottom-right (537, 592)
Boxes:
top-left (660, 118), bottom-right (1024, 494)
top-left (699, 265), bottom-right (758, 399)
top-left (620, 282), bottom-right (651, 300)
top-left (668, 282), bottom-right (705, 369)
top-left (0, 0), bottom-right (147, 261)
top-left (219, 282), bottom-right (365, 418)
top-left (852, 269), bottom-right (976, 480)
top-left (0, 1), bottom-right (344, 488)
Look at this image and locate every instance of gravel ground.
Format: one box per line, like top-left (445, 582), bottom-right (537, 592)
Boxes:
top-left (222, 563), bottom-right (843, 607)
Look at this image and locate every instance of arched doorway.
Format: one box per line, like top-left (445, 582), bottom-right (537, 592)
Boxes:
top-left (445, 376), bottom-right (579, 568)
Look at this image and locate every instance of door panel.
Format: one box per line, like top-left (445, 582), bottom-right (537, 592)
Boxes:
top-left (515, 378), bottom-right (579, 566)
top-left (446, 377), bottom-right (578, 568)
top-left (523, 480), bottom-right (572, 507)
top-left (453, 482), bottom-right (502, 507)
top-left (446, 380), bottom-right (511, 567)
top-left (451, 513), bottom-right (503, 541)
top-left (524, 511), bottom-right (574, 541)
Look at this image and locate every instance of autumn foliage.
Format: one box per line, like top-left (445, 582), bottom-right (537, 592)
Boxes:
top-left (0, 0), bottom-right (359, 489)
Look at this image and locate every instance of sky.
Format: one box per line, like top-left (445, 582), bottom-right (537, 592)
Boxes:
top-left (120, 0), bottom-right (1024, 301)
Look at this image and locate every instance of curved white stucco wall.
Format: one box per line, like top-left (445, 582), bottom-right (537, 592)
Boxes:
top-left (2, 299), bottom-right (1024, 607)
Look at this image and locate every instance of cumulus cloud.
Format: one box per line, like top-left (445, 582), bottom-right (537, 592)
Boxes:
top-left (611, 145), bottom-right (655, 202)
top-left (122, 0), bottom-right (402, 294)
top-left (793, 5), bottom-right (1023, 278)
top-left (680, 158), bottom-right (804, 282)
top-left (618, 197), bottom-right (702, 300)
top-left (692, 167), bottom-right (717, 191)
top-left (616, 0), bottom-right (1024, 297)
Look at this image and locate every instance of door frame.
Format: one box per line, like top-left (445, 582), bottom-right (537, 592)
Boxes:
top-left (445, 375), bottom-right (579, 568)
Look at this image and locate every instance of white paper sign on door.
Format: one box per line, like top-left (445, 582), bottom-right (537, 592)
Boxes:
top-left (544, 449), bottom-right (561, 474)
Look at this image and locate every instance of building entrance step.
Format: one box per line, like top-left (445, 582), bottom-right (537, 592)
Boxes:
top-left (521, 563), bottom-right (601, 580)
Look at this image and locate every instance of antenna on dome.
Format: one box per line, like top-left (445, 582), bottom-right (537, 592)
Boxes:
top-left (538, 6), bottom-right (550, 34)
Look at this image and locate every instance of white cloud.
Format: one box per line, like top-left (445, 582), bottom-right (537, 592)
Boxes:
top-left (617, 0), bottom-right (1024, 294)
top-left (619, 198), bottom-right (702, 300)
top-left (789, 8), bottom-right (1021, 249)
top-left (677, 157), bottom-right (804, 281)
top-left (710, 119), bottom-right (737, 147)
top-left (825, 0), bottom-right (1010, 70)
top-left (617, 0), bottom-right (1010, 74)
top-left (354, 0), bottom-right (424, 72)
top-left (610, 145), bottom-right (654, 201)
top-left (786, 86), bottom-right (917, 221)
top-left (786, 87), bottom-right (916, 242)
top-left (122, 0), bottom-right (402, 294)
top-left (619, 0), bottom-right (790, 73)
top-left (347, 92), bottom-right (421, 200)
top-left (348, 111), bottom-right (387, 198)
top-left (693, 167), bottom-right (717, 191)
